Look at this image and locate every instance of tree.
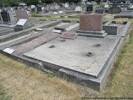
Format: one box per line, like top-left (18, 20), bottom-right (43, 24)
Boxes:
top-left (21, 0), bottom-right (39, 5)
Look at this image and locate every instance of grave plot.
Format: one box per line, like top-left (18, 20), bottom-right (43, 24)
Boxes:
top-left (0, 13), bottom-right (131, 90)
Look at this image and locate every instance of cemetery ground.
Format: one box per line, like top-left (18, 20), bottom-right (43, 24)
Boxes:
top-left (0, 19), bottom-right (132, 100)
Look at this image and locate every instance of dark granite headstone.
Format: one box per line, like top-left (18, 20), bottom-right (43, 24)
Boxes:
top-left (86, 4), bottom-right (93, 12)
top-left (1, 10), bottom-right (10, 24)
top-left (109, 2), bottom-right (121, 14)
top-left (37, 5), bottom-right (42, 13)
top-left (95, 8), bottom-right (105, 14)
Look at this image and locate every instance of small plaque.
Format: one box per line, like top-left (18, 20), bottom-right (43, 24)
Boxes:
top-left (53, 29), bottom-right (62, 33)
top-left (16, 19), bottom-right (27, 26)
top-left (3, 48), bottom-right (15, 54)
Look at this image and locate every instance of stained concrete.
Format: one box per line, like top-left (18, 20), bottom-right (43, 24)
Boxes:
top-left (24, 35), bottom-right (120, 78)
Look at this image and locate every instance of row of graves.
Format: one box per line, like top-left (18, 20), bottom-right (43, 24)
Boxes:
top-left (0, 7), bottom-right (33, 36)
top-left (84, 0), bottom-right (133, 15)
top-left (30, 3), bottom-right (83, 16)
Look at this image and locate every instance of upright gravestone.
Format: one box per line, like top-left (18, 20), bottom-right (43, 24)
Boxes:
top-left (109, 2), bottom-right (121, 14)
top-left (86, 2), bottom-right (93, 13)
top-left (8, 8), bottom-right (17, 24)
top-left (15, 8), bottom-right (33, 31)
top-left (36, 5), bottom-right (42, 13)
top-left (78, 14), bottom-right (107, 38)
top-left (31, 5), bottom-right (37, 13)
top-left (0, 9), bottom-right (2, 24)
top-left (1, 9), bottom-right (10, 24)
top-left (16, 8), bottom-right (29, 20)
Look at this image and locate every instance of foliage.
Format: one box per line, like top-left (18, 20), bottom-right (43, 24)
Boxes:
top-left (0, 0), bottom-right (81, 7)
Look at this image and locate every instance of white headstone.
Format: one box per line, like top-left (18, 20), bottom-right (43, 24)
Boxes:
top-left (75, 6), bottom-right (82, 12)
top-left (16, 19), bottom-right (27, 26)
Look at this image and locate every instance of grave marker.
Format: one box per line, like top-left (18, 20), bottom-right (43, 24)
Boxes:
top-left (16, 8), bottom-right (29, 20)
top-left (78, 14), bottom-right (107, 38)
top-left (1, 9), bottom-right (10, 24)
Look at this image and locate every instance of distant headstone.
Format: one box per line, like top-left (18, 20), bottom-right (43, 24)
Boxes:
top-left (8, 9), bottom-right (16, 24)
top-left (109, 3), bottom-right (121, 14)
top-left (75, 6), bottom-right (82, 12)
top-left (16, 8), bottom-right (29, 20)
top-left (31, 5), bottom-right (36, 12)
top-left (86, 2), bottom-right (93, 13)
top-left (37, 5), bottom-right (42, 13)
top-left (0, 8), bottom-right (16, 25)
top-left (95, 8), bottom-right (105, 14)
top-left (1, 9), bottom-right (10, 24)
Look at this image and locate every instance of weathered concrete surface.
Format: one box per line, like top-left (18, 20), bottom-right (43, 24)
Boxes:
top-left (24, 36), bottom-right (120, 78)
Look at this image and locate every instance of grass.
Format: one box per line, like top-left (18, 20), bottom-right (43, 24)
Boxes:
top-left (0, 85), bottom-right (11, 100)
top-left (99, 30), bottom-right (133, 97)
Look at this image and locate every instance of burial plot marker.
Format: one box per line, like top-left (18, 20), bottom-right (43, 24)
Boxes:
top-left (16, 8), bottom-right (29, 20)
top-left (1, 9), bottom-right (11, 24)
top-left (78, 13), bottom-right (107, 38)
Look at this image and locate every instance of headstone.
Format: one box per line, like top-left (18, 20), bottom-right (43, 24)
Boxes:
top-left (14, 19), bottom-right (33, 31)
top-left (8, 8), bottom-right (17, 24)
top-left (16, 8), bottom-right (29, 20)
top-left (95, 8), bottom-right (105, 14)
top-left (80, 14), bottom-right (102, 31)
top-left (1, 9), bottom-right (10, 24)
top-left (36, 5), bottom-right (42, 13)
top-left (78, 14), bottom-right (107, 38)
top-left (0, 9), bottom-right (2, 24)
top-left (31, 5), bottom-right (36, 12)
top-left (109, 2), bottom-right (121, 14)
top-left (75, 6), bottom-right (82, 12)
top-left (86, 2), bottom-right (93, 13)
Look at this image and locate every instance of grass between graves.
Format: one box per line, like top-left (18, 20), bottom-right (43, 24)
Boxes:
top-left (0, 85), bottom-right (11, 100)
top-left (98, 27), bottom-right (133, 97)
top-left (0, 19), bottom-right (132, 99)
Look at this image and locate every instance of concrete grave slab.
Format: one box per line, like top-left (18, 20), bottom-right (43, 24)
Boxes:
top-left (24, 36), bottom-right (120, 78)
